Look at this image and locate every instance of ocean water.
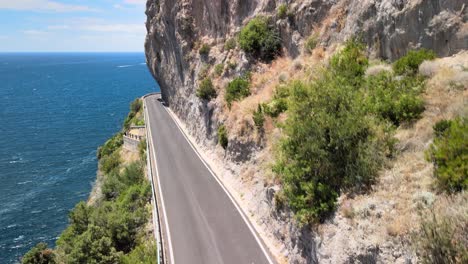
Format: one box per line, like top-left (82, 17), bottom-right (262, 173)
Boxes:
top-left (0, 53), bottom-right (158, 263)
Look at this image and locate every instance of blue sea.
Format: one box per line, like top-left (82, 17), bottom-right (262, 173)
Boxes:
top-left (0, 53), bottom-right (159, 263)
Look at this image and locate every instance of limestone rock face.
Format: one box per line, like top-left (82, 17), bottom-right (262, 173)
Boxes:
top-left (145, 0), bottom-right (467, 262)
top-left (146, 0), bottom-right (466, 117)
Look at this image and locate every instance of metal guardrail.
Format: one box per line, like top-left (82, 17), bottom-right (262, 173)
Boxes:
top-left (143, 97), bottom-right (165, 264)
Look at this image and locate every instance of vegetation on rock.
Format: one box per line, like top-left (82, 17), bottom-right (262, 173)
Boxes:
top-left (225, 75), bottom-right (251, 108)
top-left (393, 49), bottom-right (436, 76)
top-left (252, 104), bottom-right (265, 129)
top-left (274, 39), bottom-right (431, 224)
top-left (22, 243), bottom-right (56, 264)
top-left (214, 63), bottom-right (224, 76)
top-left (218, 125), bottom-right (228, 149)
top-left (239, 16), bottom-right (281, 61)
top-left (277, 4), bottom-right (288, 19)
top-left (196, 77), bottom-right (217, 101)
top-left (304, 34), bottom-right (318, 54)
top-left (426, 118), bottom-right (467, 192)
top-left (199, 43), bottom-right (211, 56)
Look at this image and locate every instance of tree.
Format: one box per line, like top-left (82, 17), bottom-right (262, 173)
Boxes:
top-left (22, 243), bottom-right (56, 264)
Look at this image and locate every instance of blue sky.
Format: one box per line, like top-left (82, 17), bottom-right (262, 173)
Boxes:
top-left (0, 0), bottom-right (147, 52)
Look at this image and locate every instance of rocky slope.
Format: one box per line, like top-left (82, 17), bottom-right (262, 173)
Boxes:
top-left (145, 0), bottom-right (467, 263)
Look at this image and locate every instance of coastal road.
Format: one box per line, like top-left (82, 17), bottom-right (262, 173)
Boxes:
top-left (144, 94), bottom-right (274, 264)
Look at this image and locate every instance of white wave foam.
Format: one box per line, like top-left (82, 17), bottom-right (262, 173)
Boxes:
top-left (13, 235), bottom-right (24, 241)
top-left (17, 181), bottom-right (32, 185)
top-left (117, 65), bottom-right (133, 68)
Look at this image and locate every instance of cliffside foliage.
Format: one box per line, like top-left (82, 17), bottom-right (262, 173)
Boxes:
top-left (224, 38), bottom-right (236, 51)
top-left (239, 16), bottom-right (281, 61)
top-left (393, 49), bottom-right (436, 75)
top-left (22, 243), bottom-right (56, 264)
top-left (304, 34), bottom-right (318, 54)
top-left (196, 77), bottom-right (217, 101)
top-left (199, 43), bottom-right (211, 57)
top-left (98, 132), bottom-right (123, 159)
top-left (56, 148), bottom-right (152, 263)
top-left (277, 4), bottom-right (288, 19)
top-left (225, 74), bottom-right (251, 108)
top-left (214, 63), bottom-right (224, 76)
top-left (364, 72), bottom-right (425, 125)
top-left (124, 98), bottom-right (144, 130)
top-left (274, 39), bottom-right (432, 224)
top-left (426, 118), bottom-right (467, 192)
top-left (218, 125), bottom-right (228, 149)
top-left (252, 104), bottom-right (265, 129)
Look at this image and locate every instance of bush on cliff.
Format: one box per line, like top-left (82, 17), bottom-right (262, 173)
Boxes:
top-left (196, 77), bottom-right (217, 101)
top-left (364, 72), bottom-right (425, 125)
top-left (393, 49), bottom-right (436, 76)
top-left (426, 118), bottom-right (467, 192)
top-left (225, 75), bottom-right (251, 108)
top-left (22, 243), bottom-right (56, 264)
top-left (218, 125), bottom-right (228, 149)
top-left (274, 76), bottom-right (388, 223)
top-left (239, 16), bottom-right (281, 61)
top-left (274, 39), bottom-right (408, 224)
top-left (97, 133), bottom-right (123, 159)
top-left (199, 43), bottom-right (211, 56)
top-left (252, 104), bottom-right (265, 129)
top-left (277, 4), bottom-right (288, 19)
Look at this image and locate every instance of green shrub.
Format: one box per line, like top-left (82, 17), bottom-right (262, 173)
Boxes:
top-left (199, 43), bottom-right (210, 56)
top-left (275, 76), bottom-right (387, 223)
top-left (393, 49), bottom-right (436, 75)
top-left (196, 77), bottom-right (217, 100)
top-left (426, 118), bottom-right (467, 192)
top-left (239, 16), bottom-right (281, 61)
top-left (218, 125), bottom-right (228, 149)
top-left (252, 104), bottom-right (265, 129)
top-left (264, 85), bottom-right (289, 117)
top-left (433, 119), bottom-right (452, 138)
top-left (98, 133), bottom-right (123, 159)
top-left (364, 73), bottom-right (425, 125)
top-left (124, 99), bottom-right (144, 130)
top-left (214, 63), bottom-right (224, 76)
top-left (22, 243), bottom-right (56, 264)
top-left (133, 119), bottom-right (144, 126)
top-left (264, 99), bottom-right (287, 117)
top-left (224, 38), bottom-right (236, 51)
top-left (121, 240), bottom-right (157, 264)
top-left (277, 4), bottom-right (288, 19)
top-left (330, 38), bottom-right (369, 85)
top-left (304, 34), bottom-right (318, 53)
top-left (101, 151), bottom-right (121, 174)
top-left (225, 75), bottom-right (250, 107)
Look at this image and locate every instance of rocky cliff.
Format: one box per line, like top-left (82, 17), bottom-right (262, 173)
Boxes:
top-left (145, 1), bottom-right (467, 263)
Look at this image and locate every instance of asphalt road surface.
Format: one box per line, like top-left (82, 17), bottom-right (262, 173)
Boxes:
top-left (144, 94), bottom-right (274, 264)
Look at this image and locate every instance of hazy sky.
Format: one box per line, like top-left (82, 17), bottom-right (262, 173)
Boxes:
top-left (0, 0), bottom-right (147, 52)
